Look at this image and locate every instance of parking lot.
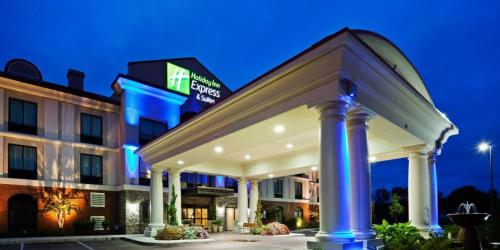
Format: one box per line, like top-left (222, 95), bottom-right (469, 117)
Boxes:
top-left (0, 234), bottom-right (313, 250)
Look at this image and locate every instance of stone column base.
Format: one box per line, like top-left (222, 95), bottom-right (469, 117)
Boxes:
top-left (307, 239), bottom-right (363, 250)
top-left (144, 223), bottom-right (165, 237)
top-left (362, 238), bottom-right (384, 250)
top-left (232, 225), bottom-right (250, 234)
top-left (429, 225), bottom-right (444, 237)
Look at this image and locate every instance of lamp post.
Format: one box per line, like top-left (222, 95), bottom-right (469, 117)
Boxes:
top-left (478, 142), bottom-right (495, 240)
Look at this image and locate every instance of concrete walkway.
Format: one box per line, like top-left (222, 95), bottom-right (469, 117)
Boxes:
top-left (0, 232), bottom-right (312, 250)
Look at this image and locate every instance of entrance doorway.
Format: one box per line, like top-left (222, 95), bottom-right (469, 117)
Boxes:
top-left (225, 205), bottom-right (239, 231)
top-left (8, 194), bottom-right (37, 233)
top-left (182, 207), bottom-right (208, 228)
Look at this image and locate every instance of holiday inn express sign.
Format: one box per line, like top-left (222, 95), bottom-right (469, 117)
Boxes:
top-left (166, 62), bottom-right (222, 104)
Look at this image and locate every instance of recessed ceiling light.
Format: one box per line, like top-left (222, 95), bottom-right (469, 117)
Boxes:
top-left (245, 154), bottom-right (251, 160)
top-left (311, 166), bottom-right (318, 171)
top-left (214, 146), bottom-right (224, 153)
top-left (286, 143), bottom-right (294, 149)
top-left (369, 156), bottom-right (376, 162)
top-left (177, 160), bottom-right (184, 165)
top-left (268, 174), bottom-right (274, 178)
top-left (274, 125), bottom-right (285, 133)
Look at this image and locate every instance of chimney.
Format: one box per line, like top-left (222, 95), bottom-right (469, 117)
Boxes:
top-left (67, 69), bottom-right (85, 90)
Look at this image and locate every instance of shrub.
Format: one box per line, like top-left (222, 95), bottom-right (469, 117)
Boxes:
top-left (73, 218), bottom-right (95, 235)
top-left (183, 226), bottom-right (198, 239)
top-left (250, 226), bottom-right (262, 235)
top-left (213, 218), bottom-right (224, 226)
top-left (373, 220), bottom-right (424, 250)
top-left (154, 225), bottom-right (209, 240)
top-left (421, 235), bottom-right (458, 250)
top-left (442, 224), bottom-right (460, 239)
top-left (251, 222), bottom-right (290, 236)
top-left (101, 220), bottom-right (110, 231)
top-left (155, 226), bottom-right (182, 240)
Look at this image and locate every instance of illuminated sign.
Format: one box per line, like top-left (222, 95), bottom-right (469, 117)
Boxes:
top-left (166, 62), bottom-right (222, 104)
top-left (166, 63), bottom-right (191, 95)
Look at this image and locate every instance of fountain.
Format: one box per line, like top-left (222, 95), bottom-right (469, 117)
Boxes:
top-left (448, 202), bottom-right (490, 250)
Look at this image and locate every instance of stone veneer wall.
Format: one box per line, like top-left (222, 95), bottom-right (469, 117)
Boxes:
top-left (119, 190), bottom-right (169, 234)
top-left (214, 196), bottom-right (237, 220)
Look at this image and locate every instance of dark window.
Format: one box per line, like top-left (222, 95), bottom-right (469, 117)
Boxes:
top-left (80, 154), bottom-right (103, 184)
top-left (8, 144), bottom-right (37, 180)
top-left (8, 98), bottom-right (37, 135)
top-left (139, 118), bottom-right (168, 146)
top-left (139, 159), bottom-right (168, 186)
top-left (274, 179), bottom-right (283, 198)
top-left (80, 113), bottom-right (103, 145)
top-left (295, 182), bottom-right (303, 199)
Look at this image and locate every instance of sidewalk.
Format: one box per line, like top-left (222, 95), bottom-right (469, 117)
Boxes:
top-left (0, 234), bottom-right (129, 245)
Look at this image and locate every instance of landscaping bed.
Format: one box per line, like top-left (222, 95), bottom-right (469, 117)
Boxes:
top-left (154, 225), bottom-right (209, 240)
top-left (250, 222), bottom-right (290, 236)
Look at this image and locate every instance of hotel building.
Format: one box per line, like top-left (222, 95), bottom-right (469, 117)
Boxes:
top-left (0, 28), bottom-right (457, 249)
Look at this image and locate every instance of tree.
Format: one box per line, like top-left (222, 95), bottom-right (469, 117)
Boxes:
top-left (255, 199), bottom-right (263, 226)
top-left (389, 193), bottom-right (405, 223)
top-left (167, 184), bottom-right (179, 226)
top-left (39, 187), bottom-right (83, 229)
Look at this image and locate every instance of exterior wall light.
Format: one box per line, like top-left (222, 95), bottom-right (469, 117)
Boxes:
top-left (369, 156), bottom-right (377, 162)
top-left (245, 154), bottom-right (251, 160)
top-left (177, 160), bottom-right (184, 165)
top-left (214, 146), bottom-right (223, 153)
top-left (286, 143), bottom-right (294, 149)
top-left (274, 125), bottom-right (285, 133)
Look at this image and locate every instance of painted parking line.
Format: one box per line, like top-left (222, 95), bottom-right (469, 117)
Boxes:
top-left (77, 241), bottom-right (94, 250)
top-left (19, 243), bottom-right (23, 250)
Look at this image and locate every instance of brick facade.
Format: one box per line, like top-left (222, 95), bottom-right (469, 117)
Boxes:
top-left (0, 184), bottom-right (119, 235)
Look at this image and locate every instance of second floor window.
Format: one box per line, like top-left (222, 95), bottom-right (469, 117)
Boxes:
top-left (274, 179), bottom-right (283, 198)
top-left (80, 154), bottom-right (103, 185)
top-left (8, 144), bottom-right (37, 180)
top-left (80, 113), bottom-right (103, 145)
top-left (295, 182), bottom-right (303, 199)
top-left (9, 98), bottom-right (37, 135)
top-left (139, 118), bottom-right (168, 146)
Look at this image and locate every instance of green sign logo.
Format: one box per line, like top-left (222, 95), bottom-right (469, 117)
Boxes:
top-left (166, 62), bottom-right (191, 95)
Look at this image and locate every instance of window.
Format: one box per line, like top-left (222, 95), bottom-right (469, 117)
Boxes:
top-left (139, 118), bottom-right (168, 146)
top-left (182, 207), bottom-right (209, 228)
top-left (8, 98), bottom-right (37, 135)
top-left (295, 182), bottom-right (303, 199)
top-left (80, 113), bottom-right (103, 145)
top-left (80, 154), bottom-right (103, 184)
top-left (273, 179), bottom-right (283, 198)
top-left (8, 144), bottom-right (37, 180)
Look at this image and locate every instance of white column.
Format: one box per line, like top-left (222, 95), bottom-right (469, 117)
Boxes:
top-left (315, 100), bottom-right (355, 243)
top-left (249, 179), bottom-right (259, 223)
top-left (408, 148), bottom-right (431, 231)
top-left (427, 150), bottom-right (443, 235)
top-left (236, 177), bottom-right (248, 227)
top-left (347, 109), bottom-right (375, 240)
top-left (145, 168), bottom-right (164, 237)
top-left (168, 170), bottom-right (182, 225)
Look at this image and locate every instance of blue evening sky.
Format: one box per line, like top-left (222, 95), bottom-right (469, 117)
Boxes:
top-left (1, 0), bottom-right (499, 195)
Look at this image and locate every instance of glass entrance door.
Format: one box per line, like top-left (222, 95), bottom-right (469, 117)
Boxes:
top-left (225, 207), bottom-right (239, 231)
top-left (182, 207), bottom-right (208, 228)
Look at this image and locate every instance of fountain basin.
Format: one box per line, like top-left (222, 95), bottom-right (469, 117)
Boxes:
top-left (448, 213), bottom-right (490, 227)
top-left (448, 213), bottom-right (490, 250)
